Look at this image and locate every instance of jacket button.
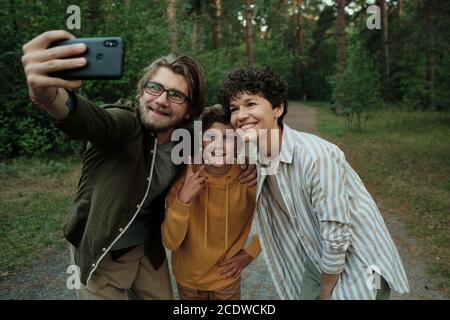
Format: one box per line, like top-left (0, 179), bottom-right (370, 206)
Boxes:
top-left (91, 264), bottom-right (95, 268)
top-left (119, 228), bottom-right (124, 232)
top-left (102, 248), bottom-right (107, 252)
top-left (146, 177), bottom-right (150, 181)
top-left (136, 204), bottom-right (141, 209)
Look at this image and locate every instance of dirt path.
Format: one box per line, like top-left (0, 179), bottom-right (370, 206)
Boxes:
top-left (284, 102), bottom-right (318, 134)
top-left (0, 102), bottom-right (446, 299)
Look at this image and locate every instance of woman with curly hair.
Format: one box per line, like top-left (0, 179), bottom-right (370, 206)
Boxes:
top-left (217, 66), bottom-right (409, 300)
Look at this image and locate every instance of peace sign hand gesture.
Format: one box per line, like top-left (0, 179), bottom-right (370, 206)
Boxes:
top-left (177, 157), bottom-right (206, 204)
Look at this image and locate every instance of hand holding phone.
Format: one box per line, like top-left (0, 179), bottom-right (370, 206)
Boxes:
top-left (49, 37), bottom-right (124, 80)
top-left (22, 30), bottom-right (87, 109)
top-left (21, 31), bottom-right (124, 119)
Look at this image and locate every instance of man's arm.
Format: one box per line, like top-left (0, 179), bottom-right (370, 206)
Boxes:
top-left (22, 31), bottom-right (136, 146)
top-left (22, 30), bottom-right (87, 119)
top-left (52, 92), bottom-right (137, 147)
top-left (33, 88), bottom-right (71, 120)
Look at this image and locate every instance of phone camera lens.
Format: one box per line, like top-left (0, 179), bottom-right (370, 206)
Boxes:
top-left (104, 40), bottom-right (117, 47)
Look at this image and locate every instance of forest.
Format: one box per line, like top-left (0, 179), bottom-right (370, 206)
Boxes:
top-left (1, 0), bottom-right (449, 158)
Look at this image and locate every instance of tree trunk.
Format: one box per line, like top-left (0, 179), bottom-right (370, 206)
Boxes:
top-left (9, 0), bottom-right (18, 33)
top-left (398, 0), bottom-right (403, 20)
top-left (334, 0), bottom-right (346, 114)
top-left (426, 0), bottom-right (435, 109)
top-left (90, 2), bottom-right (101, 34)
top-left (293, 0), bottom-right (305, 99)
top-left (279, 0), bottom-right (289, 33)
top-left (199, 5), bottom-right (205, 52)
top-left (336, 0), bottom-right (346, 74)
top-left (191, 2), bottom-right (204, 52)
top-left (293, 0), bottom-right (304, 59)
top-left (379, 0), bottom-right (390, 100)
top-left (244, 0), bottom-right (254, 67)
top-left (211, 0), bottom-right (222, 49)
top-left (167, 0), bottom-right (178, 53)
top-left (192, 13), bottom-right (198, 51)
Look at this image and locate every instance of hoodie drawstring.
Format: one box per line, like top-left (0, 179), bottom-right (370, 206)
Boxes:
top-left (204, 178), bottom-right (209, 248)
top-left (225, 176), bottom-right (230, 249)
top-left (203, 175), bottom-right (231, 249)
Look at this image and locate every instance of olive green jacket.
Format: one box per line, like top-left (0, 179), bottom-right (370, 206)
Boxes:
top-left (54, 93), bottom-right (181, 285)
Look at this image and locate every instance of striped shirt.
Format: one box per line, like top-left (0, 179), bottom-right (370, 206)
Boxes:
top-left (254, 123), bottom-right (409, 299)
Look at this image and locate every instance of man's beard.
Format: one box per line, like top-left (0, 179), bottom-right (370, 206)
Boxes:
top-left (137, 101), bottom-right (184, 133)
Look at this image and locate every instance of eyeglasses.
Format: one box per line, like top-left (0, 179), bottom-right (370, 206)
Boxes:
top-left (143, 81), bottom-right (189, 104)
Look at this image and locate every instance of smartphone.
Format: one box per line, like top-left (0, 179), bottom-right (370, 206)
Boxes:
top-left (49, 37), bottom-right (124, 80)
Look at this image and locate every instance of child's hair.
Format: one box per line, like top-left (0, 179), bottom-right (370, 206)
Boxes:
top-left (200, 104), bottom-right (230, 131)
top-left (217, 65), bottom-right (288, 126)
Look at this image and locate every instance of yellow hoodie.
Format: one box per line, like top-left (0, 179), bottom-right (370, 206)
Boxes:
top-left (162, 164), bottom-right (260, 291)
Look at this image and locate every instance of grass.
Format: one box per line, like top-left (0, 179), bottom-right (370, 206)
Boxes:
top-left (309, 102), bottom-right (450, 295)
top-left (0, 157), bottom-right (80, 273)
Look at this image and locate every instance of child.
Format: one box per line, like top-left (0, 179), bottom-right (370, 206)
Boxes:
top-left (162, 105), bottom-right (260, 300)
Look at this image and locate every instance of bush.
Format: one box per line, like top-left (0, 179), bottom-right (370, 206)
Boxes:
top-left (330, 40), bottom-right (382, 131)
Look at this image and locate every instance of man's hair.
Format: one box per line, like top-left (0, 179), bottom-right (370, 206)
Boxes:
top-left (136, 53), bottom-right (206, 121)
top-left (218, 66), bottom-right (288, 126)
top-left (200, 104), bottom-right (230, 131)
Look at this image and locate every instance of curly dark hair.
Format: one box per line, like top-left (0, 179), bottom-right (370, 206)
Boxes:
top-left (218, 66), bottom-right (288, 126)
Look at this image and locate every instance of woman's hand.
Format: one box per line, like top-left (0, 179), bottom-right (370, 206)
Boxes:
top-left (319, 273), bottom-right (340, 300)
top-left (238, 163), bottom-right (257, 187)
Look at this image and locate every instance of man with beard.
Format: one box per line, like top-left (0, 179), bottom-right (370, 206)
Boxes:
top-left (20, 30), bottom-right (256, 300)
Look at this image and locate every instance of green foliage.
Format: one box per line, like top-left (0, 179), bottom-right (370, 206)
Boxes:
top-left (194, 48), bottom-right (246, 106)
top-left (1, 0), bottom-right (449, 158)
top-left (304, 4), bottom-right (337, 101)
top-left (383, 0), bottom-right (450, 111)
top-left (330, 40), bottom-right (382, 131)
